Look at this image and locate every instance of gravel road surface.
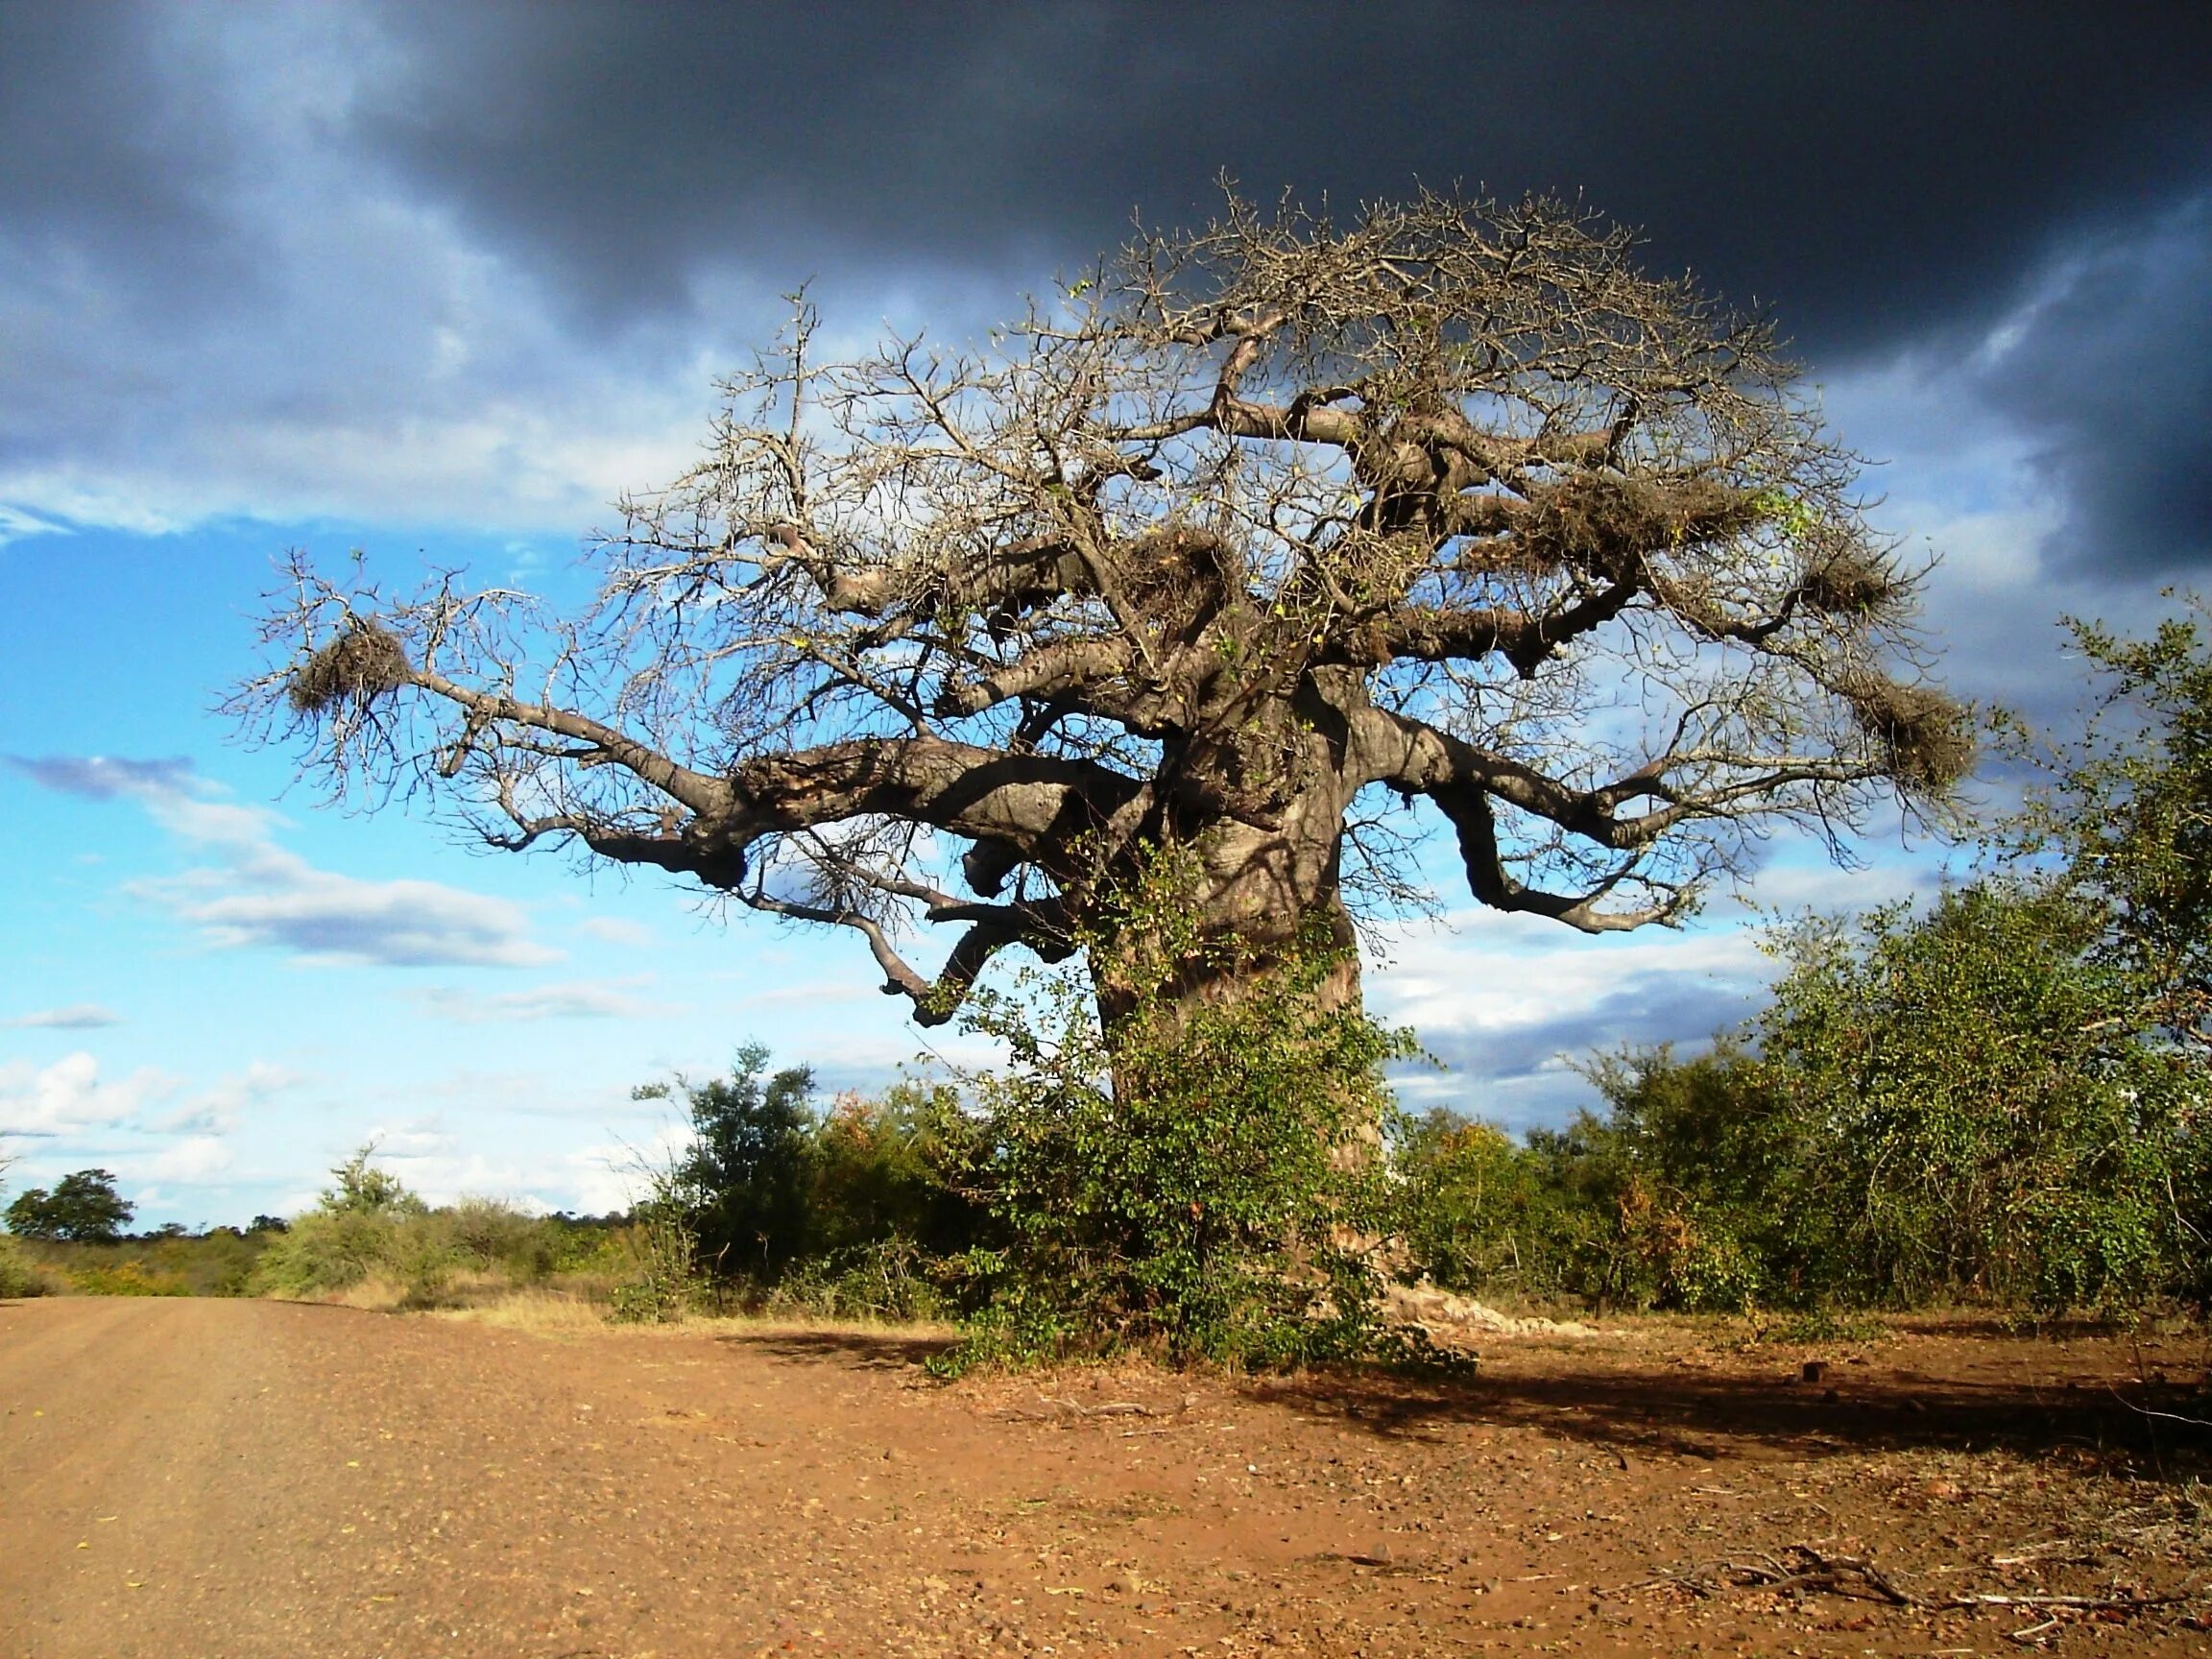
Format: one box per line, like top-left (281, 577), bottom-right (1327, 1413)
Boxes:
top-left (4, 1295), bottom-right (2202, 1656)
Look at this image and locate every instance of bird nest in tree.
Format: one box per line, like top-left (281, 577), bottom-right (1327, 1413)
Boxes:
top-left (1841, 672), bottom-right (1973, 793)
top-left (286, 621), bottom-right (409, 715)
top-left (1798, 548), bottom-right (1903, 618)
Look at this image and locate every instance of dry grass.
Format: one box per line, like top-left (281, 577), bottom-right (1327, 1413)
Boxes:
top-left (400, 1281), bottom-right (959, 1346)
top-left (425, 1286), bottom-right (614, 1334)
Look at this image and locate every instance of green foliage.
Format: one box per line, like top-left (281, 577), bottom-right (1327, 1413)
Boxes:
top-left (766, 1237), bottom-right (956, 1324)
top-left (1755, 880), bottom-right (2197, 1313)
top-left (38, 1227), bottom-right (269, 1296)
top-left (1394, 1045), bottom-right (1786, 1314)
top-left (320, 1144), bottom-right (427, 1216)
top-left (652, 1046), bottom-right (818, 1281)
top-left (634, 1047), bottom-right (990, 1316)
top-left (936, 851), bottom-right (1417, 1371)
top-left (0, 1232), bottom-right (55, 1298)
top-left (2006, 603), bottom-right (2212, 1048)
top-left (70, 1262), bottom-right (191, 1296)
top-left (643, 853), bottom-right (1417, 1366)
top-left (806, 1082), bottom-right (989, 1262)
top-left (6, 1168), bottom-right (134, 1241)
top-left (443, 1195), bottom-right (557, 1278)
top-left (252, 1144), bottom-right (560, 1306)
top-left (1395, 880), bottom-right (2209, 1321)
top-left (605, 1201), bottom-right (700, 1324)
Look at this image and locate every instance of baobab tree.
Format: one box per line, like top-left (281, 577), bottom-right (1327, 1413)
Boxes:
top-left (240, 191), bottom-right (1966, 1036)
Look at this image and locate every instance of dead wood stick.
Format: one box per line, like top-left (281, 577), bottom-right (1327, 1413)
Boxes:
top-left (1941, 1592), bottom-right (2192, 1612)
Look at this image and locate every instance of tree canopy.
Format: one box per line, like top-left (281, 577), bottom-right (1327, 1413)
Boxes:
top-left (6, 1168), bottom-right (134, 1242)
top-left (240, 191), bottom-right (1965, 1024)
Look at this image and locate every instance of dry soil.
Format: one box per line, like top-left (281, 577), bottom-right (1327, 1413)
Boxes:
top-left (3, 1296), bottom-right (2209, 1656)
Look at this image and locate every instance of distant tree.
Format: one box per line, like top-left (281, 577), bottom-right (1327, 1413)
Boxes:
top-left (319, 1144), bottom-right (425, 1216)
top-left (5, 1168), bottom-right (134, 1242)
top-left (247, 1214), bottom-right (291, 1235)
top-left (642, 1045), bottom-right (818, 1279)
top-left (240, 188), bottom-right (1965, 1082)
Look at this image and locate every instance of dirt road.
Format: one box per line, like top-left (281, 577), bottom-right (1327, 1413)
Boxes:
top-left (2, 1297), bottom-right (2206, 1656)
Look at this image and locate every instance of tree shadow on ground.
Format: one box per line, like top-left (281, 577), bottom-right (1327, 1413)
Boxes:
top-left (1248, 1358), bottom-right (2212, 1474)
top-left (713, 1327), bottom-right (954, 1371)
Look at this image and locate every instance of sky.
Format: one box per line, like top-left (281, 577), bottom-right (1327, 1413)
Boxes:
top-left (4, 2), bottom-right (2210, 1227)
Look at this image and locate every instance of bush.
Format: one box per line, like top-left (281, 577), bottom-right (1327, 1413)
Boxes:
top-left (1759, 881), bottom-right (2200, 1314)
top-left (70, 1262), bottom-right (191, 1296)
top-left (605, 1203), bottom-right (700, 1324)
top-left (1392, 878), bottom-right (2212, 1322)
top-left (252, 1146), bottom-right (559, 1307)
top-left (0, 1233), bottom-right (54, 1298)
top-left (765, 1237), bottom-right (956, 1324)
top-left (442, 1196), bottom-right (558, 1280)
top-left (936, 854), bottom-right (1415, 1372)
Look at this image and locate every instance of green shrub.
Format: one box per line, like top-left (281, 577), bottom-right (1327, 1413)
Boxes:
top-left (252, 1206), bottom-right (410, 1295)
top-left (71, 1261), bottom-right (191, 1296)
top-left (1759, 881), bottom-right (2201, 1314)
top-left (766, 1237), bottom-right (954, 1324)
top-left (441, 1197), bottom-right (558, 1281)
top-left (936, 853), bottom-right (1415, 1372)
top-left (606, 1204), bottom-right (701, 1324)
top-left (0, 1233), bottom-right (54, 1298)
top-left (251, 1148), bottom-right (559, 1306)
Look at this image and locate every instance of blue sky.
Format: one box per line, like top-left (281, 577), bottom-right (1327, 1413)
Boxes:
top-left (3, 4), bottom-right (2208, 1226)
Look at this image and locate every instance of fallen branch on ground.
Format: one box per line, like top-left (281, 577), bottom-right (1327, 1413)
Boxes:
top-left (993, 1394), bottom-right (1168, 1423)
top-left (1610, 1545), bottom-right (1914, 1606)
top-left (1611, 1543), bottom-right (2198, 1623)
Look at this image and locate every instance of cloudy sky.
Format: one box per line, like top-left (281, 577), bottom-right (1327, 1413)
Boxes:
top-left (4, 2), bottom-right (2209, 1226)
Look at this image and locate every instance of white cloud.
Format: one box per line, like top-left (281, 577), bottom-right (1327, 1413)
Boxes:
top-left (418, 977), bottom-right (673, 1023)
top-left (1366, 910), bottom-right (1774, 1129)
top-left (0, 502), bottom-right (69, 547)
top-left (5, 1003), bottom-right (122, 1029)
top-left (0, 1052), bottom-right (177, 1136)
top-left (1372, 909), bottom-right (1767, 1041)
top-left (577, 915), bottom-right (656, 948)
top-left (741, 978), bottom-right (878, 1008)
top-left (148, 856), bottom-right (559, 968)
top-left (159, 1061), bottom-right (301, 1134)
top-left (144, 1135), bottom-right (235, 1182)
top-left (561, 1122), bottom-right (698, 1215)
top-left (11, 751), bottom-right (560, 970)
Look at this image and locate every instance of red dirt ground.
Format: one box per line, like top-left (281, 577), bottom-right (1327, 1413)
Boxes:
top-left (3, 1296), bottom-right (2208, 1656)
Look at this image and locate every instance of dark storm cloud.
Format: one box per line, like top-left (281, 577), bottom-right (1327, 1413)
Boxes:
top-left (1969, 198), bottom-right (2212, 575)
top-left (3, 2), bottom-right (2209, 574)
top-left (0, 2), bottom-right (248, 305)
top-left (349, 1), bottom-right (2212, 576)
top-left (357, 1), bottom-right (2212, 352)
